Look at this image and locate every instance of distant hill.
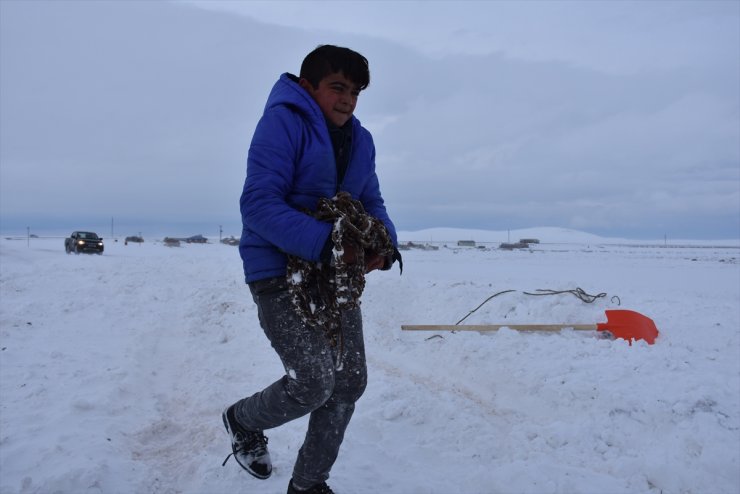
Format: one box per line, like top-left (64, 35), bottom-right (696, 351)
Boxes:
top-left (397, 226), bottom-right (740, 246)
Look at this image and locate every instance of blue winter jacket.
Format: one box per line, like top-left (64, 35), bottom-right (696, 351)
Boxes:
top-left (239, 73), bottom-right (398, 283)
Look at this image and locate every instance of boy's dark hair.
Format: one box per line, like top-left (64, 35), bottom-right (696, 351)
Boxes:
top-left (300, 45), bottom-right (370, 91)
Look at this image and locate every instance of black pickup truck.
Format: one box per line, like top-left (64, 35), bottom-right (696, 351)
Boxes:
top-left (65, 231), bottom-right (104, 254)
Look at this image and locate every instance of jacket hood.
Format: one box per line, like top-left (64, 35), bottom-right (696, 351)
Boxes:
top-left (264, 73), bottom-right (360, 129)
top-left (264, 73), bottom-right (323, 123)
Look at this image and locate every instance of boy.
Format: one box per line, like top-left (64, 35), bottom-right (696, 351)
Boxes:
top-left (223, 45), bottom-right (401, 494)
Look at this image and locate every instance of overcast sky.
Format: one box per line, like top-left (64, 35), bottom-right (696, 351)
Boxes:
top-left (1, 0), bottom-right (738, 239)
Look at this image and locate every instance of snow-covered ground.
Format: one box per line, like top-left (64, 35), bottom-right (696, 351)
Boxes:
top-left (1, 231), bottom-right (738, 494)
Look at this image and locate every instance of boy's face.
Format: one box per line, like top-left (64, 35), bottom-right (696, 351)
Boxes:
top-left (300, 72), bottom-right (360, 127)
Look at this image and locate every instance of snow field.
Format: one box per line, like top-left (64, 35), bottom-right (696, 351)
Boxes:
top-left (0, 236), bottom-right (738, 494)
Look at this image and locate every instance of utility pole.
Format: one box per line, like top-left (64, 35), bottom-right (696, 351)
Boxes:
top-left (219, 225), bottom-right (223, 242)
top-left (27, 226), bottom-right (30, 248)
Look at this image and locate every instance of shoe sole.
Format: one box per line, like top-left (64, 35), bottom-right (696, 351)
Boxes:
top-left (222, 408), bottom-right (272, 480)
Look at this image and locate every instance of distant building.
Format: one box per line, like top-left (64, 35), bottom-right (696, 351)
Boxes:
top-left (520, 238), bottom-right (540, 244)
top-left (457, 240), bottom-right (476, 247)
top-left (163, 234), bottom-right (208, 245)
top-left (398, 241), bottom-right (439, 251)
top-left (499, 242), bottom-right (529, 250)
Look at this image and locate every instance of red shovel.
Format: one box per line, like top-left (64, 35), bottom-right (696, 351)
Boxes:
top-left (402, 309), bottom-right (659, 345)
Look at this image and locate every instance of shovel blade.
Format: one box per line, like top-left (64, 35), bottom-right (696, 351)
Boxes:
top-left (597, 310), bottom-right (659, 345)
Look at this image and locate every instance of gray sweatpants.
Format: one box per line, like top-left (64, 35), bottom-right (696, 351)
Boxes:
top-left (234, 276), bottom-right (367, 489)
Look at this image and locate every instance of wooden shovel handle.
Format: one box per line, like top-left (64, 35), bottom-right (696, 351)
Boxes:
top-left (401, 324), bottom-right (599, 332)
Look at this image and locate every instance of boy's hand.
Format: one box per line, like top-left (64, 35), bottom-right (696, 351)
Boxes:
top-left (341, 243), bottom-right (358, 264)
top-left (341, 243), bottom-right (384, 273)
top-left (365, 253), bottom-right (385, 273)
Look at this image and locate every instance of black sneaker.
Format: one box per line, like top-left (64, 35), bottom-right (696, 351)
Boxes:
top-left (287, 479), bottom-right (335, 494)
top-left (221, 404), bottom-right (272, 479)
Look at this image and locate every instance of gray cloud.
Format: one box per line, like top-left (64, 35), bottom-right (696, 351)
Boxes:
top-left (1, 0), bottom-right (737, 239)
top-left (369, 50), bottom-right (738, 236)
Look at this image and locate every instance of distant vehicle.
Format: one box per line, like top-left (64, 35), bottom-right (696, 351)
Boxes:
top-left (65, 231), bottom-right (104, 254)
top-left (163, 237), bottom-right (181, 247)
top-left (125, 235), bottom-right (144, 244)
top-left (221, 236), bottom-right (239, 246)
top-left (185, 235), bottom-right (208, 244)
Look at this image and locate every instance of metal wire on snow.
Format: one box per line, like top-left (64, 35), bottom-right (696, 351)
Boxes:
top-left (455, 290), bottom-right (516, 325)
top-left (522, 287), bottom-right (607, 304)
top-left (454, 287), bottom-right (620, 326)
